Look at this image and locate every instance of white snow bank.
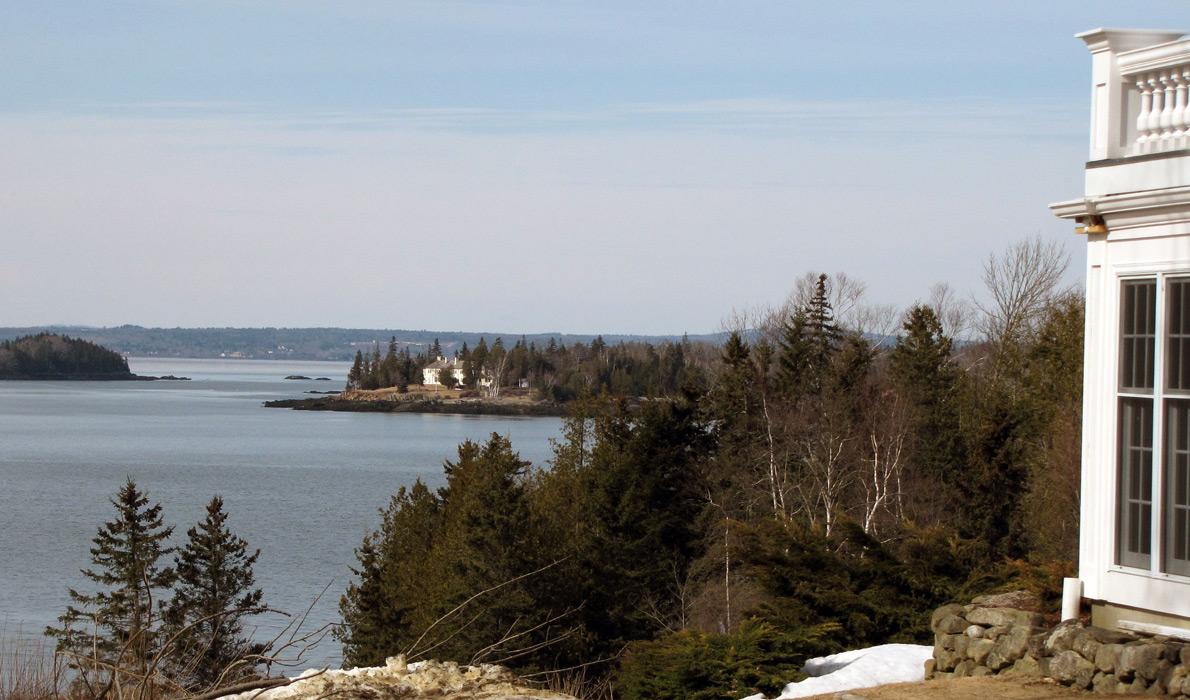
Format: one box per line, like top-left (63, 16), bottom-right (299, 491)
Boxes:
top-left (740, 643), bottom-right (933, 700)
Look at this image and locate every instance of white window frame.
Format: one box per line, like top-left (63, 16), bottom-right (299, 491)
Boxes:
top-left (1111, 269), bottom-right (1190, 581)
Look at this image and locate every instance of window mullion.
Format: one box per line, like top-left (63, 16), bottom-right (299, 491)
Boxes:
top-left (1154, 274), bottom-right (1167, 575)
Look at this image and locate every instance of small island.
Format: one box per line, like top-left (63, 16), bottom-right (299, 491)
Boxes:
top-left (0, 333), bottom-right (147, 380)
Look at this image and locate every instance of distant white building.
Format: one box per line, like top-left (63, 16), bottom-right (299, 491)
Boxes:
top-left (421, 357), bottom-right (493, 389)
top-left (1051, 28), bottom-right (1190, 635)
top-left (422, 358), bottom-right (465, 387)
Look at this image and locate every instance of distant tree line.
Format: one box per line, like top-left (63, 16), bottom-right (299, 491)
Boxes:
top-left (346, 334), bottom-right (716, 401)
top-left (0, 333), bottom-right (131, 378)
top-left (338, 237), bottom-right (1084, 698)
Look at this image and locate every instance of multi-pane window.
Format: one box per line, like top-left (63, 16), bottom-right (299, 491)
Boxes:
top-left (1116, 277), bottom-right (1190, 575)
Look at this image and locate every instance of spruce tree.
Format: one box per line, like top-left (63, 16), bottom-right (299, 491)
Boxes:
top-left (46, 479), bottom-right (175, 677)
top-left (777, 274), bottom-right (842, 397)
top-left (426, 435), bottom-right (535, 662)
top-left (163, 496), bottom-right (265, 691)
top-left (338, 480), bottom-right (441, 667)
top-left (889, 305), bottom-right (965, 521)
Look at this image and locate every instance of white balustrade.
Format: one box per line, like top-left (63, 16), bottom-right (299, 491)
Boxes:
top-left (1126, 62), bottom-right (1190, 155)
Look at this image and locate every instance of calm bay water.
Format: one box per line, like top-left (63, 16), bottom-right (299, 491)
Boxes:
top-left (0, 357), bottom-right (561, 667)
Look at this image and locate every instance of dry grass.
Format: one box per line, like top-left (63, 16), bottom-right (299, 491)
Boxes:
top-left (804, 676), bottom-right (1110, 699)
top-left (0, 634), bottom-right (63, 700)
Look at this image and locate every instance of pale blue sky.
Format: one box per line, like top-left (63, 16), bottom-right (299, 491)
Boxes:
top-left (2, 2), bottom-right (1187, 333)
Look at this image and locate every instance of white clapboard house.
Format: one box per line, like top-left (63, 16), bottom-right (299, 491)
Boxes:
top-left (1051, 28), bottom-right (1190, 635)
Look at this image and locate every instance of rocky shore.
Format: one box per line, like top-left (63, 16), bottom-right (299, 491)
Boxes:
top-left (264, 395), bottom-right (567, 417)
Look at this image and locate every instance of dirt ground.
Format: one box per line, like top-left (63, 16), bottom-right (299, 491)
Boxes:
top-left (804, 676), bottom-right (1117, 699)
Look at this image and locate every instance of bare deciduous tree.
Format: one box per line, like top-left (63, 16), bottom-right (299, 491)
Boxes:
top-left (975, 236), bottom-right (1069, 346)
top-left (927, 282), bottom-right (973, 340)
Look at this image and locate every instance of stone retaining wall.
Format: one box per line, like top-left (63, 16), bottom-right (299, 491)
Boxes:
top-left (929, 592), bottom-right (1190, 695)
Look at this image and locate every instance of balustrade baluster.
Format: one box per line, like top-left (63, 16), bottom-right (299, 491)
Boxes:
top-left (1149, 75), bottom-right (1165, 147)
top-left (1137, 75), bottom-right (1154, 151)
top-left (1174, 69), bottom-right (1189, 146)
top-left (1160, 72), bottom-right (1176, 141)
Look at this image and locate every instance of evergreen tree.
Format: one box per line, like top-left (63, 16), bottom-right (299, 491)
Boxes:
top-left (348, 350), bottom-right (364, 389)
top-left (382, 337), bottom-right (400, 388)
top-left (338, 481), bottom-right (441, 667)
top-left (366, 343), bottom-right (383, 390)
top-left (466, 338), bottom-right (489, 388)
top-left (419, 436), bottom-right (539, 663)
top-left (163, 496), bottom-right (265, 691)
top-left (889, 305), bottom-right (966, 525)
top-left (777, 274), bottom-right (842, 397)
top-left (577, 398), bottom-right (711, 649)
top-left (47, 479), bottom-right (175, 677)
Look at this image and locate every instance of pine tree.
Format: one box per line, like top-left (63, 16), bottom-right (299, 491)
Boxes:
top-left (46, 479), bottom-right (175, 678)
top-left (163, 496), bottom-right (265, 691)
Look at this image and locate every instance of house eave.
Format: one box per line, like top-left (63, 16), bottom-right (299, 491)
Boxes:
top-left (1051, 186), bottom-right (1190, 221)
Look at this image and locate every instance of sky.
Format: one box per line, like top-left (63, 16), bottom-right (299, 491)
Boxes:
top-left (1, 2), bottom-right (1187, 335)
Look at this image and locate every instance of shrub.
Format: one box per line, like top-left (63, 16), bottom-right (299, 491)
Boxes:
top-left (615, 619), bottom-right (839, 700)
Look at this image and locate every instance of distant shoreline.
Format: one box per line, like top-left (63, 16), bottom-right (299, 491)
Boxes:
top-left (0, 373), bottom-right (150, 381)
top-left (0, 373), bottom-right (191, 381)
top-left (263, 396), bottom-right (567, 417)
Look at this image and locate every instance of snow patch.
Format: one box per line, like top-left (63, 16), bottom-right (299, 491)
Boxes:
top-left (741, 643), bottom-right (932, 700)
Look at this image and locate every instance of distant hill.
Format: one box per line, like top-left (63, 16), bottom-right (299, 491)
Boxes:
top-left (0, 333), bottom-right (137, 379)
top-left (0, 326), bottom-right (731, 362)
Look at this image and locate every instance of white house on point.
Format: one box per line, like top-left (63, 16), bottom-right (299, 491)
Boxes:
top-left (1051, 28), bottom-right (1190, 635)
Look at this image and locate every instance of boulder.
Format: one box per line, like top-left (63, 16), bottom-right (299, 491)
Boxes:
top-left (1086, 626), bottom-right (1136, 645)
top-left (1091, 671), bottom-right (1116, 693)
top-left (1119, 643), bottom-right (1168, 681)
top-left (986, 625), bottom-right (1032, 671)
top-left (1167, 664), bottom-right (1187, 694)
top-left (1045, 620), bottom-right (1084, 655)
top-left (966, 606), bottom-right (1044, 629)
top-left (1003, 655), bottom-right (1041, 678)
top-left (934, 647), bottom-right (961, 673)
top-left (935, 614), bottom-right (969, 635)
top-left (930, 604), bottom-right (966, 633)
top-left (1049, 650), bottom-right (1096, 689)
top-left (1095, 643), bottom-right (1123, 673)
top-left (967, 639), bottom-right (995, 665)
top-left (1071, 630), bottom-right (1101, 661)
top-left (954, 660), bottom-right (976, 677)
top-left (971, 590), bottom-right (1043, 612)
top-left (1026, 631), bottom-right (1048, 659)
